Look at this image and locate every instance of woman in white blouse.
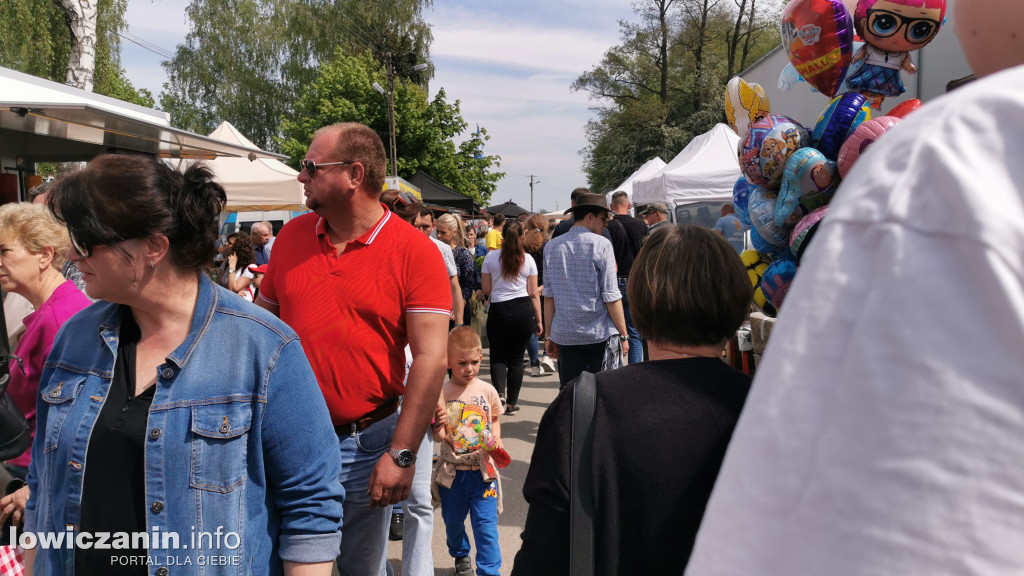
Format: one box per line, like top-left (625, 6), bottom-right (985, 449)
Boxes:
top-left (481, 221), bottom-right (543, 415)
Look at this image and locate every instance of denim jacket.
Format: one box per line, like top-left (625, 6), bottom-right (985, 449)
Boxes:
top-left (24, 274), bottom-right (344, 576)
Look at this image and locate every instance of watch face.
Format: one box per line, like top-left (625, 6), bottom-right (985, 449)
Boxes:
top-left (393, 449), bottom-right (416, 468)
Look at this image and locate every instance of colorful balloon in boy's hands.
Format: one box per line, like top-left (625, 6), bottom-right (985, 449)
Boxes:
top-left (846, 0), bottom-right (947, 109)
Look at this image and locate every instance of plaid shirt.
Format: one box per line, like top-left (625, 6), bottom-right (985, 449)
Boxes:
top-left (543, 225), bottom-right (621, 346)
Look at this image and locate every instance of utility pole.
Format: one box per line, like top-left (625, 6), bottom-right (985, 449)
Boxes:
top-left (386, 53), bottom-right (398, 177)
top-left (529, 175), bottom-right (540, 212)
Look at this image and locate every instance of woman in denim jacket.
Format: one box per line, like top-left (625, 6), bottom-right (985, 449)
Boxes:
top-left (22, 155), bottom-right (344, 576)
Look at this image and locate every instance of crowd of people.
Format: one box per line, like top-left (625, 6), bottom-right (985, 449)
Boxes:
top-left (0, 6), bottom-right (1021, 572)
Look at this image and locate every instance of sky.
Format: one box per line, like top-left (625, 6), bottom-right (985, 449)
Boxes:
top-left (120, 0), bottom-right (639, 213)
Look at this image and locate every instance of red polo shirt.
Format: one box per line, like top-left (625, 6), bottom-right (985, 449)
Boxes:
top-left (259, 208), bottom-right (451, 424)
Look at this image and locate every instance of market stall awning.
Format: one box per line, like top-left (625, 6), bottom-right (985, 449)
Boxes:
top-left (0, 66), bottom-right (285, 163)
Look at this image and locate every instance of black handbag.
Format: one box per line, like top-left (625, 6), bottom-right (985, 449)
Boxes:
top-left (0, 299), bottom-right (31, 462)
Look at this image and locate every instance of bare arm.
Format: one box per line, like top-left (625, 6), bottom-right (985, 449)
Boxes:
top-left (605, 299), bottom-right (630, 359)
top-left (481, 273), bottom-right (492, 298)
top-left (528, 275), bottom-right (542, 336)
top-left (544, 297), bottom-right (558, 358)
top-left (450, 275), bottom-right (465, 325)
top-left (367, 311), bottom-right (449, 507)
top-left (491, 415), bottom-right (503, 452)
top-left (256, 295), bottom-right (281, 317)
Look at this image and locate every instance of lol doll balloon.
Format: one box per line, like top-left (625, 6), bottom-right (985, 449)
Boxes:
top-left (846, 0), bottom-right (947, 109)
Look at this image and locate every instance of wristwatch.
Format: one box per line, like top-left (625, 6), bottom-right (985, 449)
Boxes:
top-left (388, 448), bottom-right (417, 468)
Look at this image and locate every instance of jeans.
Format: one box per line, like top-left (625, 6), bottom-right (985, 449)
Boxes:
top-left (557, 341), bottom-right (607, 389)
top-left (440, 470), bottom-right (501, 576)
top-left (386, 431), bottom-right (435, 576)
top-left (526, 333), bottom-right (539, 367)
top-left (336, 410), bottom-right (399, 576)
top-left (486, 297), bottom-right (534, 406)
top-left (618, 277), bottom-right (643, 365)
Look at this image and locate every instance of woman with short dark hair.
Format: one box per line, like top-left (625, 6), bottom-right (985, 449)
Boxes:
top-left (513, 225), bottom-right (754, 576)
top-left (24, 155), bottom-right (343, 575)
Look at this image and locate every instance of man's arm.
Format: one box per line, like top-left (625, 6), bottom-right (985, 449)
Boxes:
top-left (283, 562), bottom-right (332, 576)
top-left (450, 275), bottom-right (465, 325)
top-left (256, 294), bottom-right (281, 317)
top-left (606, 299), bottom-right (629, 358)
top-left (367, 311), bottom-right (449, 507)
top-left (544, 297), bottom-right (558, 358)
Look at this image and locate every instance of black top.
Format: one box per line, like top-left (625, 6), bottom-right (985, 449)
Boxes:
top-left (606, 213), bottom-right (649, 277)
top-left (77, 311), bottom-right (153, 576)
top-left (511, 358), bottom-right (751, 576)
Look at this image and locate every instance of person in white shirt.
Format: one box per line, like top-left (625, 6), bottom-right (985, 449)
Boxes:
top-left (685, 3), bottom-right (1024, 574)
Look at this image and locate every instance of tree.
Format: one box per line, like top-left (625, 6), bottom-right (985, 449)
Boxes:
top-left (278, 49), bottom-right (503, 205)
top-left (161, 0), bottom-right (433, 151)
top-left (574, 0), bottom-right (781, 192)
top-left (0, 0), bottom-right (152, 103)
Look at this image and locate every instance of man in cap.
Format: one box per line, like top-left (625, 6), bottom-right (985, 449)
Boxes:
top-left (641, 202), bottom-right (671, 234)
top-left (542, 192), bottom-right (629, 388)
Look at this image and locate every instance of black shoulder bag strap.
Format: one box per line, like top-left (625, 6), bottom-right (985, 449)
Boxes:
top-left (0, 297), bottom-right (32, 462)
top-left (570, 370), bottom-right (598, 575)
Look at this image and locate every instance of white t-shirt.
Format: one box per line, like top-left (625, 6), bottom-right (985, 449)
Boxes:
top-left (219, 263), bottom-right (254, 301)
top-left (481, 250), bottom-right (537, 303)
top-left (430, 236), bottom-right (458, 277)
top-left (686, 65), bottom-right (1024, 575)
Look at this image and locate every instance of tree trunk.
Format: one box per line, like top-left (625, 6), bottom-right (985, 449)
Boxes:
top-left (727, 0), bottom-right (749, 77)
top-left (659, 0), bottom-right (672, 105)
top-left (56, 0), bottom-right (98, 91)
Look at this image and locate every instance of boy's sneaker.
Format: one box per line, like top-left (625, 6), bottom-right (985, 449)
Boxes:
top-left (455, 556), bottom-right (473, 576)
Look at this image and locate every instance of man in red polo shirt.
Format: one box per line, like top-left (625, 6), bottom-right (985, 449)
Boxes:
top-left (257, 122), bottom-right (451, 575)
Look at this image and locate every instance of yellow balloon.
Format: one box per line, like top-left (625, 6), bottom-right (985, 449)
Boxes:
top-left (726, 77), bottom-right (772, 141)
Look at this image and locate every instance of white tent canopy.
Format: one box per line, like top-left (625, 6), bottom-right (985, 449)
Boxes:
top-left (632, 123), bottom-right (741, 206)
top-left (606, 156), bottom-right (666, 204)
top-left (203, 121), bottom-right (305, 212)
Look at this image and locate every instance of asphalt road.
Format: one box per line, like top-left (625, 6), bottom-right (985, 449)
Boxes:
top-left (385, 348), bottom-right (561, 576)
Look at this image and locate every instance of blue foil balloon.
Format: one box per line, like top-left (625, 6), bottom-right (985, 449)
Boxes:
top-left (812, 91), bottom-right (871, 160)
top-left (748, 186), bottom-right (791, 249)
top-left (761, 259), bottom-right (799, 310)
top-left (776, 147), bottom-right (839, 227)
top-left (733, 177), bottom-right (753, 226)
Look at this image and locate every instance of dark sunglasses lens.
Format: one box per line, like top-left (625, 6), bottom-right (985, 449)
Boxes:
top-left (301, 159), bottom-right (316, 177)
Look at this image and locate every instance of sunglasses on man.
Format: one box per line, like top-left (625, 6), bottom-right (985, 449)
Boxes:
top-left (299, 159), bottom-right (355, 178)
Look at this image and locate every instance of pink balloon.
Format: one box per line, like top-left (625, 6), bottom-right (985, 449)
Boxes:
top-left (836, 116), bottom-right (901, 178)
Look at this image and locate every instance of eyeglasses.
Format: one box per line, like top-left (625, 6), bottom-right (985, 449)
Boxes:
top-left (394, 191), bottom-right (419, 207)
top-left (299, 158), bottom-right (354, 178)
top-left (865, 8), bottom-right (940, 45)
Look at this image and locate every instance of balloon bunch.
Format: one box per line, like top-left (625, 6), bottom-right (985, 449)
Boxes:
top-left (728, 82), bottom-right (921, 315)
top-left (781, 0), bottom-right (946, 109)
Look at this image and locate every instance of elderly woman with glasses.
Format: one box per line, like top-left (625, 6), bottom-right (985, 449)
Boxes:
top-left (0, 203), bottom-right (91, 528)
top-left (22, 155), bottom-right (344, 576)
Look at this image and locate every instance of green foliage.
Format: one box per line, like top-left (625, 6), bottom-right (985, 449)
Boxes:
top-left (161, 0), bottom-right (433, 151)
top-left (576, 0), bottom-right (782, 192)
top-left (279, 49), bottom-right (502, 205)
top-left (0, 0), bottom-right (152, 105)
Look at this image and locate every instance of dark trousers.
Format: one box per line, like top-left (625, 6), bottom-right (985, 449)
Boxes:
top-left (485, 297), bottom-right (534, 406)
top-left (557, 341), bottom-right (607, 389)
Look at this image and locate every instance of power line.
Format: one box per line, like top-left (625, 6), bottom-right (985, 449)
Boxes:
top-left (118, 31), bottom-right (175, 61)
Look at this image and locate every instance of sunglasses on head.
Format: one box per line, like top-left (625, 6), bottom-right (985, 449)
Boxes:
top-left (299, 158), bottom-right (355, 178)
top-left (394, 191), bottom-right (419, 207)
